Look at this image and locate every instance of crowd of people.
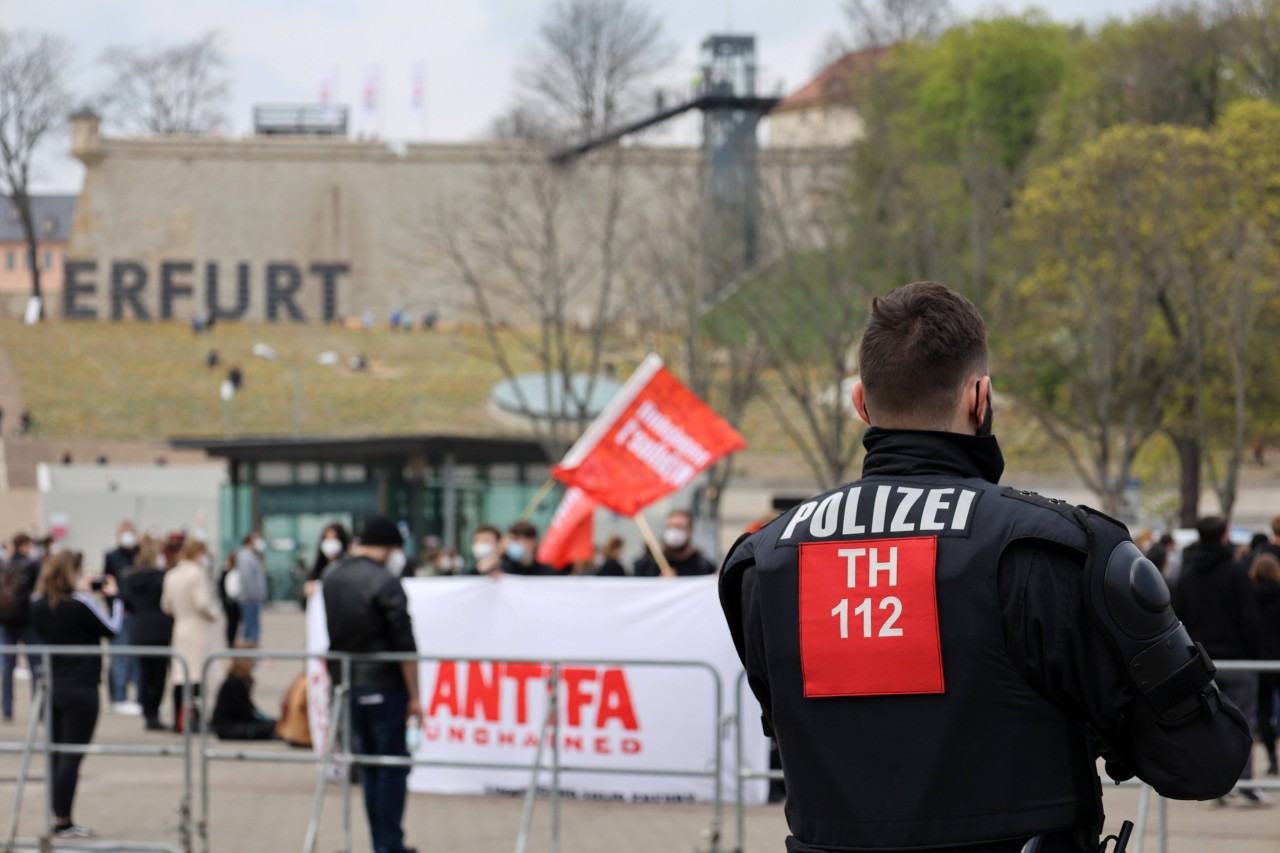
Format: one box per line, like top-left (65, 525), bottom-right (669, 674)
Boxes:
top-left (0, 523), bottom-right (280, 838)
top-left (400, 510), bottom-right (718, 579)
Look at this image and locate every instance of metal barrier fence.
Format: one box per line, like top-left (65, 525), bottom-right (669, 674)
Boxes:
top-left (196, 649), bottom-right (727, 853)
top-left (6, 644), bottom-right (1275, 853)
top-left (0, 643), bottom-right (193, 853)
top-left (732, 660), bottom-right (1280, 853)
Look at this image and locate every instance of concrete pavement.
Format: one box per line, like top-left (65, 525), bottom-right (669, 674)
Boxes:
top-left (0, 608), bottom-right (1276, 852)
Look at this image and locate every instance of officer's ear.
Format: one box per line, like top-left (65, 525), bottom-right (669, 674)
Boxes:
top-left (851, 380), bottom-right (872, 426)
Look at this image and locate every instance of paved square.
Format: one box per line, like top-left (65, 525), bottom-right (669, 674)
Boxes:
top-left (1, 609), bottom-right (1276, 851)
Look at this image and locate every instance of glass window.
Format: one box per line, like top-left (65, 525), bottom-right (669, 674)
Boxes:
top-left (43, 251), bottom-right (52, 271)
top-left (256, 463), bottom-right (293, 485)
top-left (4, 251), bottom-right (12, 271)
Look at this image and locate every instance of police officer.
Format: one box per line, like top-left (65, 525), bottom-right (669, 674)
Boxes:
top-left (720, 282), bottom-right (1251, 853)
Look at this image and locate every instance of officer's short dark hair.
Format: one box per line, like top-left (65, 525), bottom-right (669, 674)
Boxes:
top-left (508, 520), bottom-right (538, 540)
top-left (473, 524), bottom-right (501, 540)
top-left (858, 281), bottom-right (988, 428)
top-left (1196, 515), bottom-right (1228, 545)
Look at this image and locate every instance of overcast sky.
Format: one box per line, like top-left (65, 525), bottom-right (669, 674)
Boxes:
top-left (5, 0), bottom-right (1168, 192)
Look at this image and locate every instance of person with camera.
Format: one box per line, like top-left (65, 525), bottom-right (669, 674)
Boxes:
top-left (28, 550), bottom-right (123, 839)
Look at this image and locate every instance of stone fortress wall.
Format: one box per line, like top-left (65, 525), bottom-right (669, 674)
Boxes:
top-left (63, 114), bottom-right (845, 325)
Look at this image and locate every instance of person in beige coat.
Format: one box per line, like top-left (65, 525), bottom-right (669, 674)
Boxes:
top-left (161, 538), bottom-right (218, 733)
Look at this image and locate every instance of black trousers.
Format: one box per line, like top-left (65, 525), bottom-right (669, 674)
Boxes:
top-left (50, 685), bottom-right (99, 821)
top-left (138, 655), bottom-right (169, 723)
top-left (223, 600), bottom-right (240, 648)
top-left (215, 718), bottom-right (276, 740)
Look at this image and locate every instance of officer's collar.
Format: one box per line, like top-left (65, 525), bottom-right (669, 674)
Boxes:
top-left (860, 427), bottom-right (1006, 484)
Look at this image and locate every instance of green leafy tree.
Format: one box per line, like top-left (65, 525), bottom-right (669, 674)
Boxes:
top-left (995, 125), bottom-right (1218, 515)
top-left (855, 14), bottom-right (1071, 302)
top-left (1045, 2), bottom-right (1230, 150)
top-left (1000, 115), bottom-right (1280, 520)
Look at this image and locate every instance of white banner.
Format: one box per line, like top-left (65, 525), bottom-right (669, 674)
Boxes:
top-left (306, 576), bottom-right (768, 804)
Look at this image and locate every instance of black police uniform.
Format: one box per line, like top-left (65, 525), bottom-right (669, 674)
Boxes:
top-left (720, 428), bottom-right (1252, 853)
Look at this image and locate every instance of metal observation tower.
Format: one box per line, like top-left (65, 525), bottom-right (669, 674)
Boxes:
top-left (550, 35), bottom-right (780, 286)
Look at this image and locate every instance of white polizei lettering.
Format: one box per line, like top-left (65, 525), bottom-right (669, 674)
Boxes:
top-left (919, 488), bottom-right (954, 531)
top-left (952, 489), bottom-right (977, 530)
top-left (839, 547), bottom-right (866, 588)
top-left (810, 492), bottom-right (843, 538)
top-left (871, 485), bottom-right (890, 533)
top-left (869, 547), bottom-right (898, 588)
top-left (842, 486), bottom-right (866, 535)
top-left (890, 487), bottom-right (923, 532)
top-left (781, 502), bottom-right (817, 540)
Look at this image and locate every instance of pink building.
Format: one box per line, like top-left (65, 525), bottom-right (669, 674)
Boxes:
top-left (0, 195), bottom-right (76, 316)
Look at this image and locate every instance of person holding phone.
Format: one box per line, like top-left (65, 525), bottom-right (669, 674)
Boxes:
top-left (29, 550), bottom-right (123, 839)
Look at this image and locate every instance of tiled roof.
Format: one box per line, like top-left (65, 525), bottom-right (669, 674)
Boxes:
top-left (775, 46), bottom-right (892, 113)
top-left (0, 195), bottom-right (77, 243)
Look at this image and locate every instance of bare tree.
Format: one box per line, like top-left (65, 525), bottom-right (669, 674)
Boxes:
top-left (518, 0), bottom-right (674, 140)
top-left (631, 158), bottom-right (770, 526)
top-left (436, 0), bottom-right (675, 467)
top-left (721, 149), bottom-right (874, 491)
top-left (0, 30), bottom-right (72, 310)
top-left (437, 146), bottom-right (632, 462)
top-left (98, 31), bottom-right (230, 134)
top-left (845, 0), bottom-right (952, 49)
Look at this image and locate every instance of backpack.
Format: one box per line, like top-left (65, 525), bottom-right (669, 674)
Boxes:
top-left (0, 565), bottom-right (27, 624)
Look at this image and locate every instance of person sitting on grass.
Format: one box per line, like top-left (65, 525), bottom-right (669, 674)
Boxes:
top-left (211, 642), bottom-right (276, 741)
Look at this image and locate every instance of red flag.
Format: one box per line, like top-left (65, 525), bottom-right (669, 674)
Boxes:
top-left (537, 486), bottom-right (596, 568)
top-left (552, 355), bottom-right (746, 517)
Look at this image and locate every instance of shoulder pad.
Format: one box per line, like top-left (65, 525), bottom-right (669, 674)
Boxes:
top-left (1000, 488), bottom-right (1083, 525)
top-left (1079, 509), bottom-right (1217, 724)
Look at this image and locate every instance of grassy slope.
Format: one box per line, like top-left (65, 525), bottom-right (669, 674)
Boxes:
top-left (0, 319), bottom-right (1068, 480)
top-left (0, 320), bottom-right (527, 441)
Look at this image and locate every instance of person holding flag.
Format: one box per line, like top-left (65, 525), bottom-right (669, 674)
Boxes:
top-left (633, 510), bottom-right (716, 577)
top-left (541, 355), bottom-right (746, 574)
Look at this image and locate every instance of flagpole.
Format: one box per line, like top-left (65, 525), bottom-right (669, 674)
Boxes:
top-left (634, 514), bottom-right (676, 578)
top-left (519, 478), bottom-right (557, 522)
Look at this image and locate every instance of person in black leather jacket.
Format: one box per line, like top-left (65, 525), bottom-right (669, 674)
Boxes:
top-left (321, 516), bottom-right (419, 853)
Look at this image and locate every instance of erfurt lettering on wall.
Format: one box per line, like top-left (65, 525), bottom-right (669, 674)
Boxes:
top-left (62, 260), bottom-right (351, 323)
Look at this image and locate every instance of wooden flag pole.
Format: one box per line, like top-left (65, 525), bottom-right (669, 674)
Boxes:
top-left (634, 513), bottom-right (676, 578)
top-left (519, 478), bottom-right (557, 522)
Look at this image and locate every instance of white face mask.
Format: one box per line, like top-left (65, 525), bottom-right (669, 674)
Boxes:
top-left (29, 546), bottom-right (45, 561)
top-left (471, 541), bottom-right (494, 560)
top-left (320, 538), bottom-right (344, 560)
top-left (385, 549), bottom-right (407, 577)
top-left (662, 527), bottom-right (690, 550)
top-left (252, 538), bottom-right (266, 554)
top-left (119, 531), bottom-right (138, 549)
